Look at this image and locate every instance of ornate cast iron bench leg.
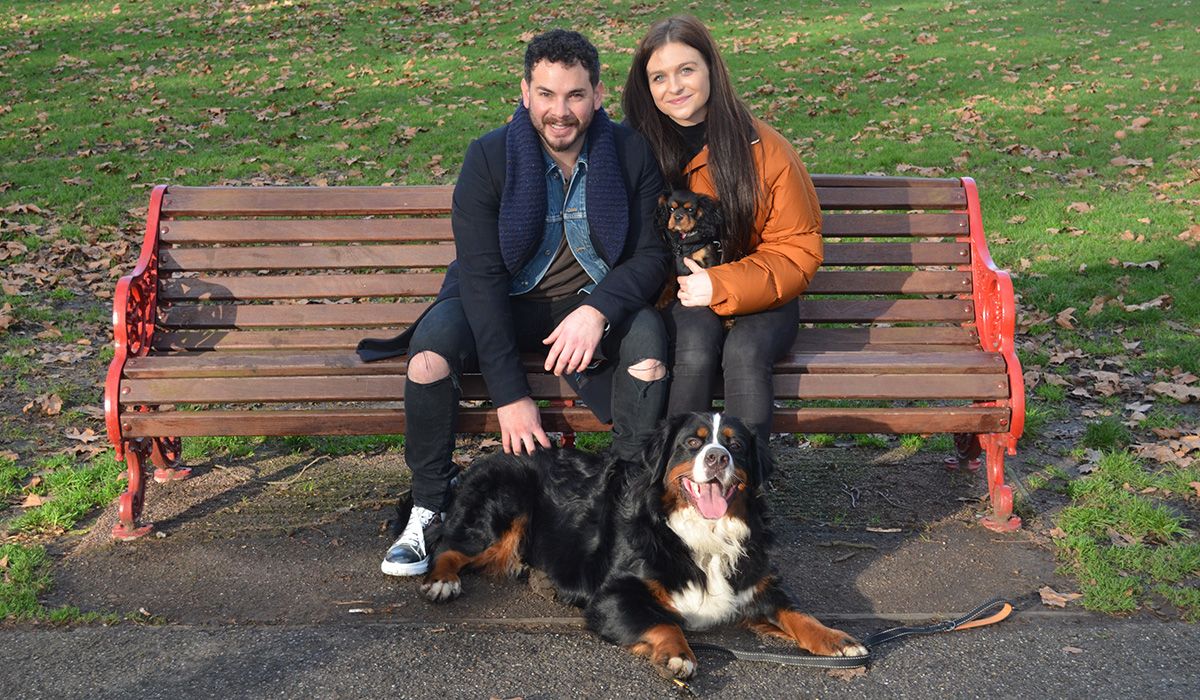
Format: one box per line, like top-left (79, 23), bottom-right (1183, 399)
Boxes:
top-left (113, 439), bottom-right (153, 541)
top-left (150, 436), bottom-right (190, 483)
top-left (978, 434), bottom-right (1021, 532)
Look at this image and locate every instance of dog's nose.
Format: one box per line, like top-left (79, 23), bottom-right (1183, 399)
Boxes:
top-left (705, 450), bottom-right (729, 470)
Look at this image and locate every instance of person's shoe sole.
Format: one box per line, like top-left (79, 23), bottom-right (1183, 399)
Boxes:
top-left (381, 557), bottom-right (430, 576)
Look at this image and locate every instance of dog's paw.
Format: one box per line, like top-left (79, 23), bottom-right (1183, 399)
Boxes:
top-left (667, 655), bottom-right (696, 679)
top-left (831, 638), bottom-right (869, 657)
top-left (816, 629), bottom-right (868, 658)
top-left (421, 578), bottom-right (462, 603)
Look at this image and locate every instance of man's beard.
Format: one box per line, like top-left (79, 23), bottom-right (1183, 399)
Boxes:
top-left (535, 114), bottom-right (589, 153)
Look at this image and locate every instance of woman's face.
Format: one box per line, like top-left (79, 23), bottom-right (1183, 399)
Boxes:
top-left (645, 41), bottom-right (711, 127)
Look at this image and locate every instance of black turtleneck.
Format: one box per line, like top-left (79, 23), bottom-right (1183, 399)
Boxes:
top-left (674, 121), bottom-right (707, 165)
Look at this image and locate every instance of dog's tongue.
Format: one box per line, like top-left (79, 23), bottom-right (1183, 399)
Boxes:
top-left (695, 481), bottom-right (728, 519)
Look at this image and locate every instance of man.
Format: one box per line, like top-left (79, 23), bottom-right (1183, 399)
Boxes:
top-left (357, 30), bottom-right (670, 576)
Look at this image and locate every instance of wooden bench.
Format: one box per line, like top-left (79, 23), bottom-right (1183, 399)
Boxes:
top-left (104, 176), bottom-right (1025, 540)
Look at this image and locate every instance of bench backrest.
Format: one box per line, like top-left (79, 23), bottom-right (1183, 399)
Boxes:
top-left (147, 176), bottom-right (995, 408)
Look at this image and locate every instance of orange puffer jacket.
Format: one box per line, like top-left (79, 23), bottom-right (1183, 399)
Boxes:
top-left (683, 119), bottom-right (823, 317)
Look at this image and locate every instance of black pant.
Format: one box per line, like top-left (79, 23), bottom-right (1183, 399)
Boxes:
top-left (404, 295), bottom-right (667, 511)
top-left (661, 298), bottom-right (799, 447)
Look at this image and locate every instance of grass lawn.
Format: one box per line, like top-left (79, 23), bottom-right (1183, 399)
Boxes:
top-left (1, 1), bottom-right (1197, 619)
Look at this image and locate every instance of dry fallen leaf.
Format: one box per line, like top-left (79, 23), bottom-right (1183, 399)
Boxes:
top-left (1039, 585), bottom-right (1084, 607)
top-left (64, 427), bottom-right (103, 443)
top-left (21, 493), bottom-right (46, 508)
top-left (1066, 202), bottom-right (1095, 213)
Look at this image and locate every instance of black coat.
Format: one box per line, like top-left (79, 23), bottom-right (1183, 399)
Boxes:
top-left (357, 120), bottom-right (668, 413)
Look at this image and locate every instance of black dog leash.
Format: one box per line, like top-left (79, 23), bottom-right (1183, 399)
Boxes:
top-left (690, 597), bottom-right (1013, 671)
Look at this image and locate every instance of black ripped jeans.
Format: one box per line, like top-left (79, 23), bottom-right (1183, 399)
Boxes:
top-left (661, 298), bottom-right (799, 448)
top-left (404, 295), bottom-right (667, 512)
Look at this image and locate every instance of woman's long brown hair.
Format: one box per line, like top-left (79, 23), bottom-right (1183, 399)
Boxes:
top-left (623, 15), bottom-right (760, 262)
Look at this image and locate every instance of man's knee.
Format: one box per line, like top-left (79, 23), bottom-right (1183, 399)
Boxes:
top-left (627, 358), bottom-right (666, 382)
top-left (408, 351), bottom-right (451, 384)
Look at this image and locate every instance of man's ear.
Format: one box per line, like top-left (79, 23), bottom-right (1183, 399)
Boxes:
top-left (520, 78), bottom-right (531, 109)
top-left (593, 80), bottom-right (604, 111)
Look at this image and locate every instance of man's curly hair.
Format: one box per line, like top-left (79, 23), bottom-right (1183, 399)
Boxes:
top-left (524, 29), bottom-right (601, 87)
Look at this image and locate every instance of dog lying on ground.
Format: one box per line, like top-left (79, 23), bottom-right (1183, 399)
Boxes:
top-left (421, 412), bottom-right (867, 679)
top-left (655, 189), bottom-right (723, 309)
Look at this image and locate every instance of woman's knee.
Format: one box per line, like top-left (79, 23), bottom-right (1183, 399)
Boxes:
top-left (408, 351), bottom-right (451, 384)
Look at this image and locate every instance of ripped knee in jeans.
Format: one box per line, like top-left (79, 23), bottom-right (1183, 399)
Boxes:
top-left (627, 358), bottom-right (666, 383)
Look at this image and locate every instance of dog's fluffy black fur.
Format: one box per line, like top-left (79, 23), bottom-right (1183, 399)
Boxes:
top-left (422, 413), bottom-right (866, 679)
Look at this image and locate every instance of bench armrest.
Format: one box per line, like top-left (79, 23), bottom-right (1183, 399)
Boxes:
top-left (961, 177), bottom-right (1025, 448)
top-left (105, 185), bottom-right (167, 458)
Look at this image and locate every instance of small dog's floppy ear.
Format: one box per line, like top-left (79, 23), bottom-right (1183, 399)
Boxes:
top-left (657, 193), bottom-right (669, 207)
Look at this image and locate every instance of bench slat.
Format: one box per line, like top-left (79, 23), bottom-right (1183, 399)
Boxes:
top-left (161, 270), bottom-right (973, 301)
top-left (160, 213), bottom-right (965, 244)
top-left (159, 298), bottom-right (969, 331)
top-left (122, 372), bottom-right (1006, 404)
top-left (161, 218), bottom-right (453, 244)
top-left (821, 213), bottom-right (967, 237)
top-left (822, 242), bottom-right (968, 266)
top-left (160, 241), bottom-right (967, 272)
top-left (804, 271), bottom-right (971, 295)
top-left (161, 186), bottom-right (455, 217)
top-left (160, 244), bottom-right (455, 272)
top-left (159, 302), bottom-right (429, 329)
top-left (150, 325), bottom-right (983, 353)
top-left (797, 299), bottom-right (973, 323)
top-left (813, 187), bottom-right (966, 210)
top-left (119, 405), bottom-right (1009, 438)
top-left (124, 349), bottom-right (1004, 380)
top-left (161, 273), bottom-right (446, 301)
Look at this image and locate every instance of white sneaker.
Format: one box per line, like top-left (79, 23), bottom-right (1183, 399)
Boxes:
top-left (381, 506), bottom-right (441, 576)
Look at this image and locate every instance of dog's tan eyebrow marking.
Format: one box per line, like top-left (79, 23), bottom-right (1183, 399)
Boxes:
top-left (696, 427), bottom-right (709, 439)
top-left (722, 426), bottom-right (735, 439)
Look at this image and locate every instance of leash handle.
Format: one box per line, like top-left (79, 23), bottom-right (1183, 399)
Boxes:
top-left (860, 597), bottom-right (1013, 648)
top-left (691, 598), bottom-right (1014, 671)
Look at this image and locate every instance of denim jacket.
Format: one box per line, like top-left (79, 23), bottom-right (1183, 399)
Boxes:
top-left (509, 141), bottom-right (611, 295)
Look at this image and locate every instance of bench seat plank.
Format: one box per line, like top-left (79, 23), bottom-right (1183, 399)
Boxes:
top-left (124, 349), bottom-right (1005, 380)
top-left (159, 302), bottom-right (429, 329)
top-left (122, 371), bottom-right (1007, 404)
top-left (160, 241), bottom-right (970, 272)
top-left (149, 325), bottom-right (985, 353)
top-left (120, 406), bottom-right (1011, 438)
top-left (160, 269), bottom-right (974, 301)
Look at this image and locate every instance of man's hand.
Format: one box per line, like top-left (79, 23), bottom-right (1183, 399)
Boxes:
top-left (497, 396), bottom-right (551, 455)
top-left (677, 257), bottom-right (714, 307)
top-left (542, 304), bottom-right (607, 376)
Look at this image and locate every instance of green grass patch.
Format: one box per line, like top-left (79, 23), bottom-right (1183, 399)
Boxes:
top-left (181, 435), bottom-right (265, 462)
top-left (5, 454), bottom-right (125, 535)
top-left (0, 543), bottom-right (52, 620)
top-left (574, 432), bottom-right (613, 453)
top-left (1054, 451), bottom-right (1200, 619)
top-left (281, 434), bottom-right (405, 456)
top-left (1081, 417), bottom-right (1132, 451)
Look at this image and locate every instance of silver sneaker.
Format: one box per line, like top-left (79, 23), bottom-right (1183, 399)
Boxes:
top-left (381, 505), bottom-right (441, 576)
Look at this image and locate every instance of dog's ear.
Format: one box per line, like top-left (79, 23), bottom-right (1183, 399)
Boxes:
top-left (657, 193), bottom-right (669, 207)
top-left (641, 413), bottom-right (686, 482)
top-left (750, 425), bottom-right (775, 487)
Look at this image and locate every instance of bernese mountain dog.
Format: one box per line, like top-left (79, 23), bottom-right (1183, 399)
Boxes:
top-left (421, 412), bottom-right (867, 679)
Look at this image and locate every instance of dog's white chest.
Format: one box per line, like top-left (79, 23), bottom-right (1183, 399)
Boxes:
top-left (667, 510), bottom-right (755, 630)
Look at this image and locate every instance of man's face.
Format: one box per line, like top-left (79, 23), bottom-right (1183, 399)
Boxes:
top-left (520, 60), bottom-right (603, 158)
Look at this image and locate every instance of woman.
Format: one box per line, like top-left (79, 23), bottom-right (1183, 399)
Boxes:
top-left (623, 15), bottom-right (823, 452)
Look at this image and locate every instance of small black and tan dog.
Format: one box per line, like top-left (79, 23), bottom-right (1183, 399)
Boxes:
top-left (421, 413), bottom-right (866, 679)
top-left (655, 189), bottom-right (723, 309)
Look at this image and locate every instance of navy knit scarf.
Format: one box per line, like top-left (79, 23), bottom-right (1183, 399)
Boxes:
top-left (498, 102), bottom-right (628, 273)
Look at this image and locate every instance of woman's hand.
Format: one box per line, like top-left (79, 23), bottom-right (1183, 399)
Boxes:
top-left (677, 257), bottom-right (714, 307)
